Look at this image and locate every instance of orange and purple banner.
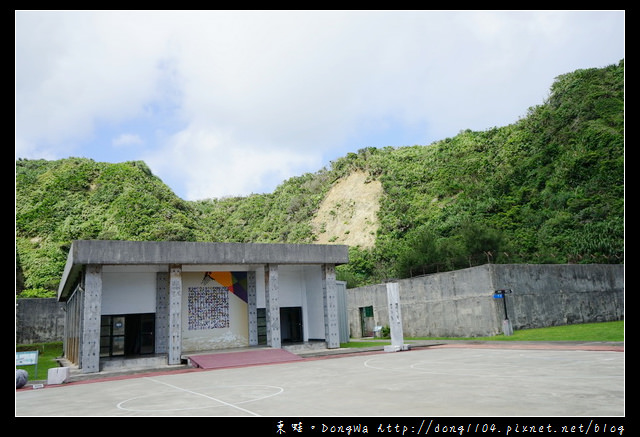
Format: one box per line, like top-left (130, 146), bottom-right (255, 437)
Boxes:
top-left (202, 271), bottom-right (248, 303)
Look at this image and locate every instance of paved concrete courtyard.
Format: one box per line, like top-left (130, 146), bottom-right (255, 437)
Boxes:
top-left (15, 344), bottom-right (624, 418)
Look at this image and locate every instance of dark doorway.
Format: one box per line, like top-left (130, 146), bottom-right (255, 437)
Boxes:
top-left (100, 313), bottom-right (155, 357)
top-left (359, 306), bottom-right (375, 337)
top-left (125, 313), bottom-right (155, 355)
top-left (280, 307), bottom-right (303, 343)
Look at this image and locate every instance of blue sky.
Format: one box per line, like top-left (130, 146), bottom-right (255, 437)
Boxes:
top-left (15, 10), bottom-right (624, 200)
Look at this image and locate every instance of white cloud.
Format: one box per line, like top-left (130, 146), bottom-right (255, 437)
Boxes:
top-left (112, 134), bottom-right (144, 147)
top-left (144, 124), bottom-right (322, 200)
top-left (15, 11), bottom-right (166, 150)
top-left (15, 10), bottom-right (624, 199)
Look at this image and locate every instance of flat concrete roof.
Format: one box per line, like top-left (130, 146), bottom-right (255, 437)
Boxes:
top-left (58, 240), bottom-right (349, 300)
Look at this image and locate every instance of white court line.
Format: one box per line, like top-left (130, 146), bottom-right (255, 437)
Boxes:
top-left (363, 350), bottom-right (623, 379)
top-left (116, 378), bottom-right (274, 416)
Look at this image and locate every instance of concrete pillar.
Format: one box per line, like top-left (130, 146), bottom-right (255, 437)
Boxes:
top-left (155, 272), bottom-right (169, 354)
top-left (265, 264), bottom-right (281, 348)
top-left (248, 270), bottom-right (258, 346)
top-left (322, 264), bottom-right (340, 349)
top-left (168, 265), bottom-right (182, 365)
top-left (385, 281), bottom-right (408, 352)
top-left (387, 282), bottom-right (403, 345)
top-left (81, 265), bottom-right (102, 373)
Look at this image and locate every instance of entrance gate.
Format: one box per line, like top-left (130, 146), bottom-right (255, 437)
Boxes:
top-left (280, 307), bottom-right (303, 343)
top-left (359, 306), bottom-right (375, 337)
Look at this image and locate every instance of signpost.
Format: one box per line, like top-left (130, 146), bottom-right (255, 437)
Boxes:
top-left (493, 289), bottom-right (513, 336)
top-left (16, 350), bottom-right (39, 379)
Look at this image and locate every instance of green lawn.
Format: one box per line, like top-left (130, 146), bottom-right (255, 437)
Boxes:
top-left (474, 320), bottom-right (624, 342)
top-left (341, 320), bottom-right (624, 348)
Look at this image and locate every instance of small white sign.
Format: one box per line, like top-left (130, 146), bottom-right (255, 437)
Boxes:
top-left (16, 351), bottom-right (38, 366)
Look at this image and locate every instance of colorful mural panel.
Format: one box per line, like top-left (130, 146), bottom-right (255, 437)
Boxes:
top-left (187, 286), bottom-right (229, 330)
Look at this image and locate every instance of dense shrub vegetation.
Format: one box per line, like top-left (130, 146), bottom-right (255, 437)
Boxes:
top-left (15, 60), bottom-right (624, 294)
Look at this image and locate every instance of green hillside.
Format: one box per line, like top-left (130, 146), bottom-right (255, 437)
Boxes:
top-left (15, 60), bottom-right (624, 295)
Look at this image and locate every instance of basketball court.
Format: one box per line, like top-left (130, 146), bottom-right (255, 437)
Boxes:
top-left (15, 342), bottom-right (624, 418)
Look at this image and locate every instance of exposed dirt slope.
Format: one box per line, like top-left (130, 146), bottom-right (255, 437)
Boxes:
top-left (312, 171), bottom-right (382, 248)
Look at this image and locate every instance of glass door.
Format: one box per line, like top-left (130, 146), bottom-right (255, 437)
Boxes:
top-left (100, 314), bottom-right (154, 357)
top-left (139, 314), bottom-right (155, 354)
top-left (112, 316), bottom-right (125, 356)
top-left (100, 315), bottom-right (125, 357)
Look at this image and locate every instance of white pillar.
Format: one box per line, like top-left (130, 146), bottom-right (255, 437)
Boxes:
top-left (168, 265), bottom-right (182, 365)
top-left (155, 272), bottom-right (169, 354)
top-left (81, 265), bottom-right (102, 373)
top-left (322, 264), bottom-right (340, 349)
top-left (385, 281), bottom-right (408, 352)
top-left (265, 264), bottom-right (281, 348)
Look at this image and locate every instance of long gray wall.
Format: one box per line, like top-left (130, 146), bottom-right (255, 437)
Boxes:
top-left (16, 298), bottom-right (66, 344)
top-left (346, 264), bottom-right (624, 338)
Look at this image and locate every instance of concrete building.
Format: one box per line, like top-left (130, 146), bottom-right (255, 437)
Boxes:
top-left (57, 240), bottom-right (349, 374)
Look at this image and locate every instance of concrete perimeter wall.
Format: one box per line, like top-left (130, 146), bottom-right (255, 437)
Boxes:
top-left (17, 264), bottom-right (624, 343)
top-left (16, 298), bottom-right (66, 344)
top-left (346, 264), bottom-right (624, 338)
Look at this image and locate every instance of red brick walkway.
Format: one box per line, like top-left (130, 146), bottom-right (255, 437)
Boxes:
top-left (187, 348), bottom-right (304, 369)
